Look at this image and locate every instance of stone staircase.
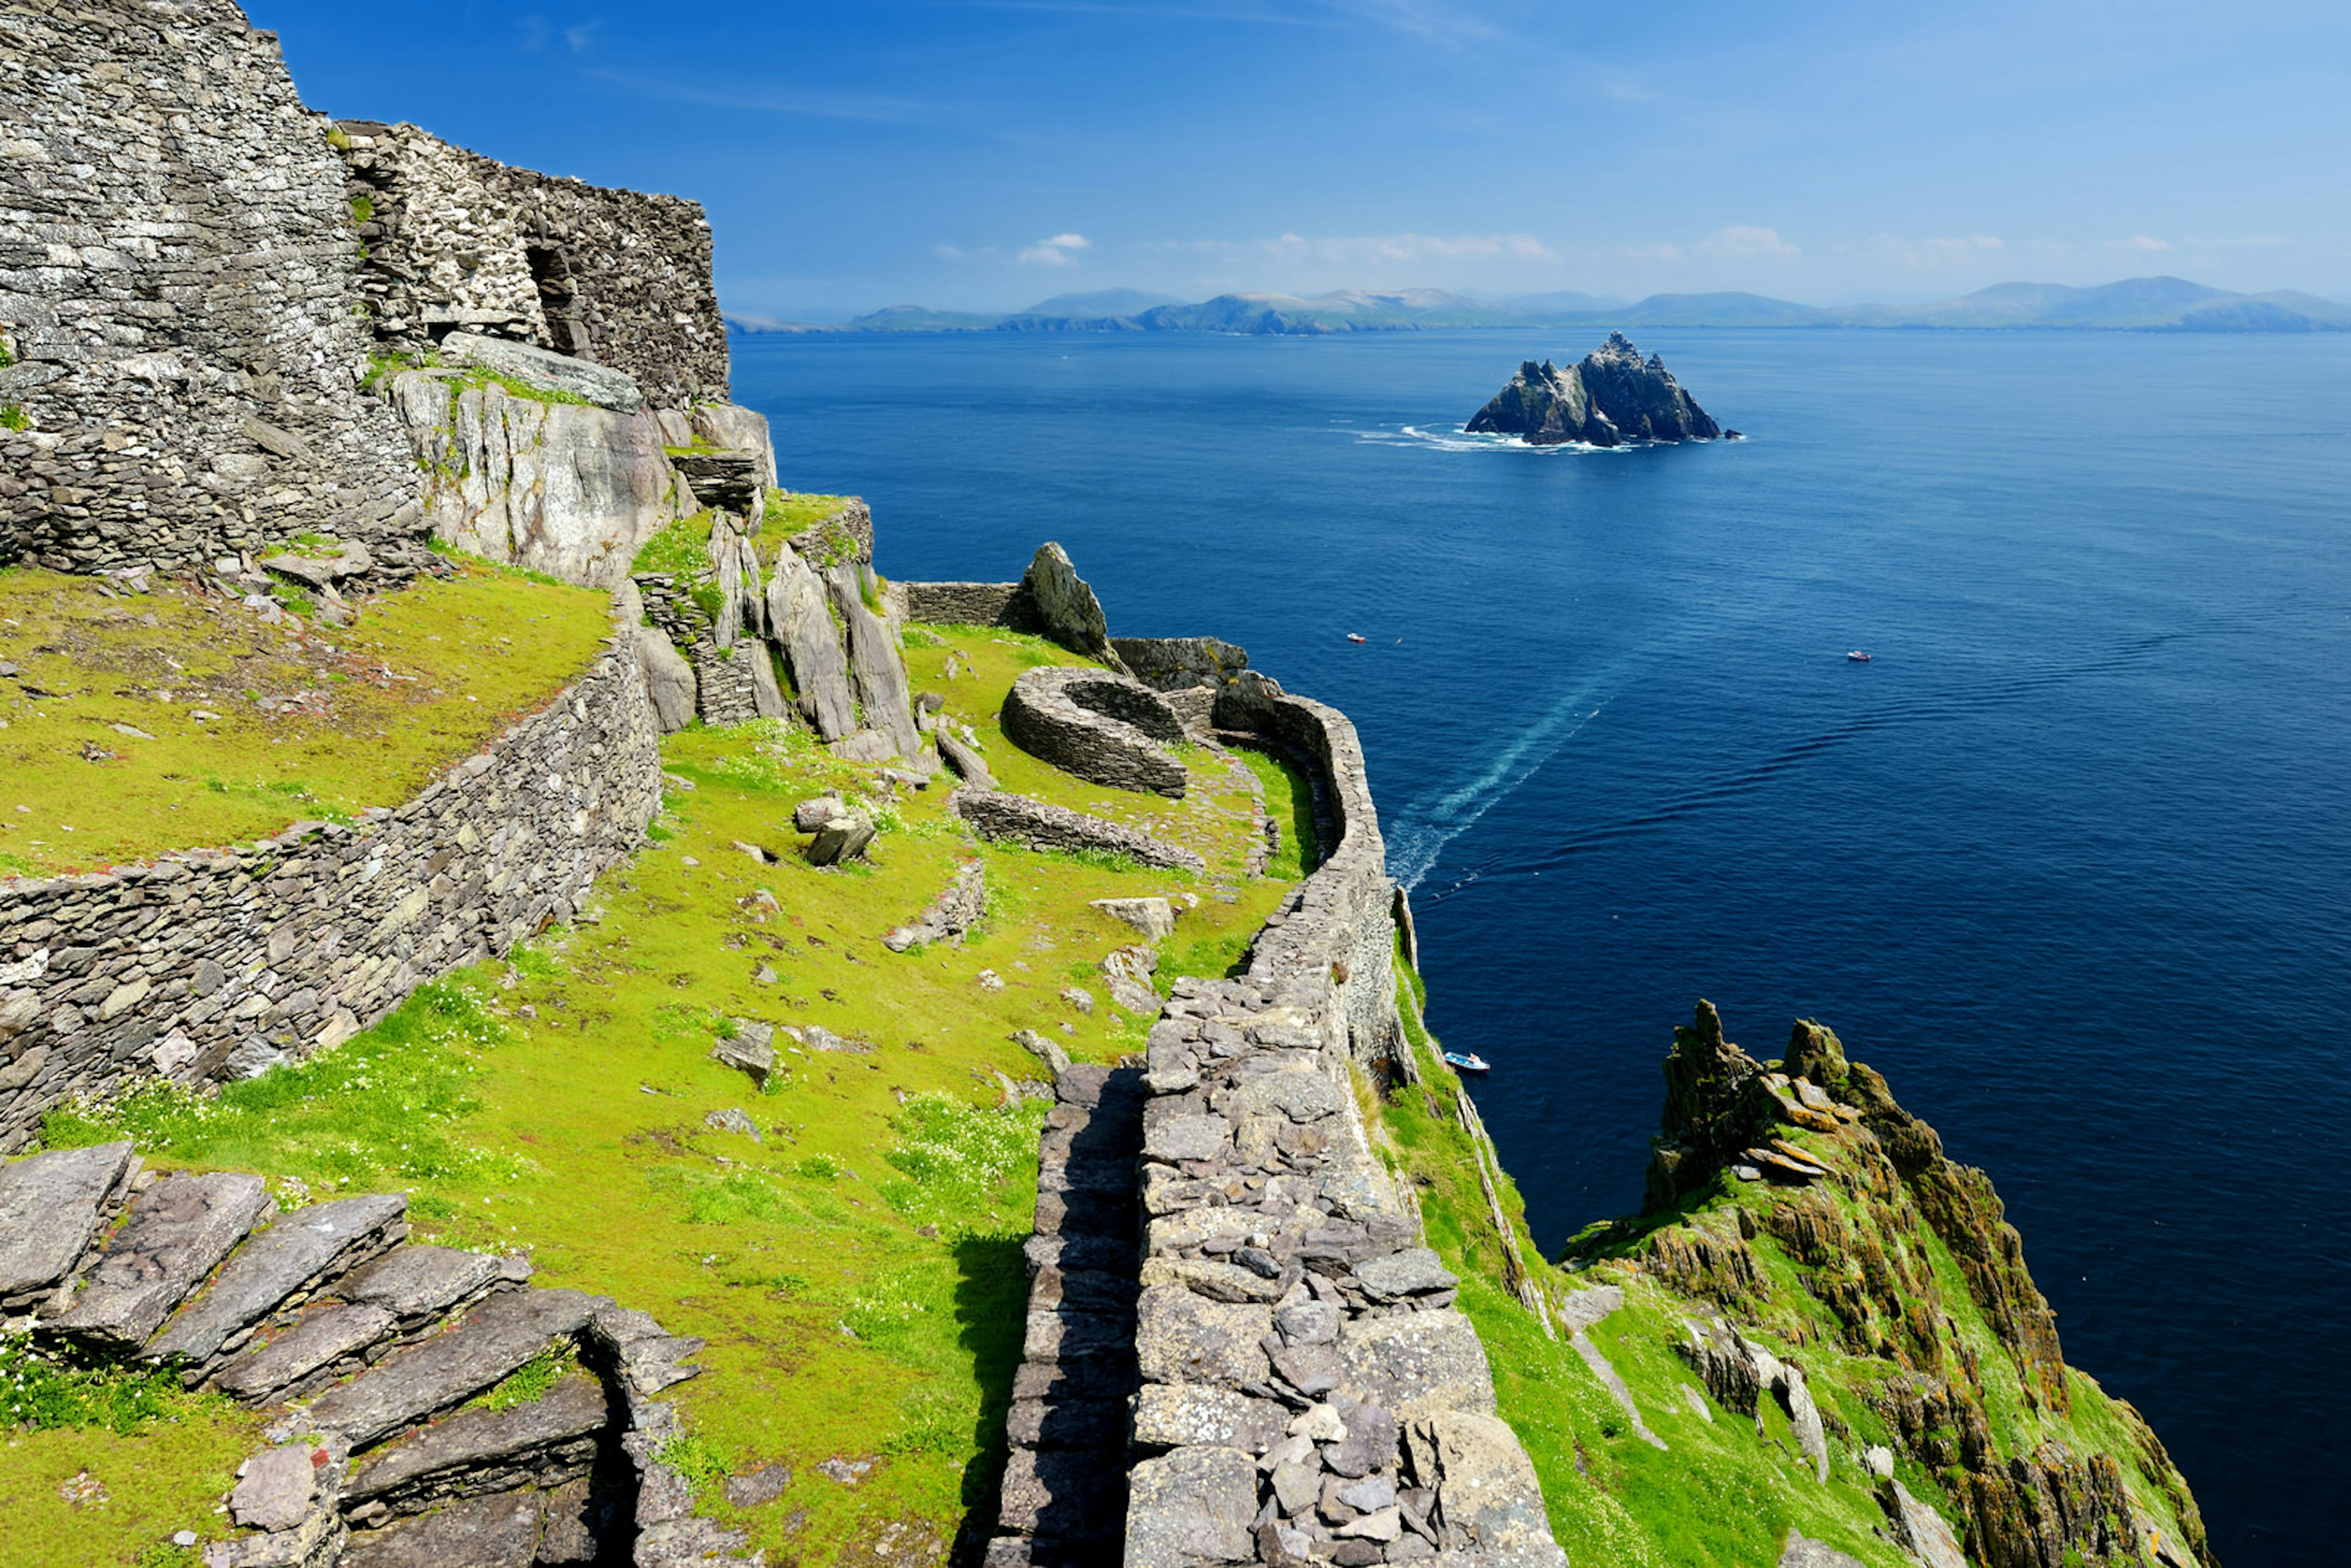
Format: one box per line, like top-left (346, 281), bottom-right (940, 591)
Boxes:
top-left (0, 1141), bottom-right (754, 1567)
top-left (986, 1063), bottom-right (1146, 1567)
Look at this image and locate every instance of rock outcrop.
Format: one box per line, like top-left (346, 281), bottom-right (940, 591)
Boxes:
top-left (1465, 332), bottom-right (1721, 446)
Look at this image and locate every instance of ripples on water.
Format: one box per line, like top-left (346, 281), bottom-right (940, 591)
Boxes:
top-left (738, 327), bottom-right (2351, 1562)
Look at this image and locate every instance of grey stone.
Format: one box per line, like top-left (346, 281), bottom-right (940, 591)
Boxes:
top-left (1090, 897), bottom-right (1178, 943)
top-left (1103, 945), bottom-right (1162, 1015)
top-left (340, 1488), bottom-right (542, 1568)
top-left (0, 1141), bottom-right (137, 1310)
top-left (345, 1370), bottom-right (609, 1506)
top-left (1270, 1460), bottom-right (1321, 1518)
top-left (1402, 1411), bottom-right (1566, 1568)
top-left (1018, 544), bottom-right (1125, 670)
top-left (1881, 1480), bottom-right (1969, 1568)
top-left (1270, 1342), bottom-right (1342, 1398)
top-left (304, 1288), bottom-right (597, 1449)
top-left (1001, 666), bottom-right (1186, 796)
top-left (1552, 1283), bottom-right (1623, 1334)
top-left (261, 539), bottom-right (373, 589)
top-left (215, 1304), bottom-right (397, 1404)
top-left (1325, 1400), bottom-right (1400, 1478)
top-left (793, 796), bottom-right (846, 833)
top-left (1333, 1310), bottom-right (1496, 1420)
top-left (330, 1246), bottom-right (501, 1332)
top-left (746, 639), bottom-right (790, 721)
top-left (1135, 1284), bottom-right (1272, 1387)
top-left (440, 331), bottom-right (644, 413)
top-left (1226, 1069), bottom-right (1348, 1123)
top-left (766, 549), bottom-right (860, 740)
top-left (824, 560), bottom-right (921, 757)
top-left (1351, 1248), bottom-right (1458, 1304)
top-left (632, 625), bottom-right (697, 733)
top-left (231, 1442), bottom-right (323, 1532)
top-left (704, 1107), bottom-right (761, 1141)
top-left (1780, 1531), bottom-right (1870, 1568)
top-left (1274, 1297), bottom-right (1343, 1346)
top-left (710, 1025), bottom-right (776, 1088)
top-left (1143, 1112), bottom-right (1230, 1163)
top-left (724, 1463), bottom-right (792, 1509)
top-left (1139, 1257), bottom-right (1285, 1305)
top-left (951, 788), bottom-right (1207, 874)
top-left (1131, 1382), bottom-right (1288, 1454)
top-left (1013, 1029), bottom-right (1072, 1077)
top-left (1863, 1444), bottom-right (1894, 1480)
top-left (54, 1171), bottom-right (272, 1349)
top-left (937, 730), bottom-right (996, 790)
top-left (807, 816), bottom-right (875, 866)
top-left (148, 1194), bottom-right (408, 1370)
top-left (1125, 1444), bottom-right (1258, 1566)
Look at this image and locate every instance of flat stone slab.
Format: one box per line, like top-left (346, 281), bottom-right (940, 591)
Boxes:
top-left (306, 1288), bottom-right (598, 1450)
top-left (0, 1141), bottom-right (137, 1309)
top-left (439, 331), bottom-right (643, 414)
top-left (330, 1244), bottom-right (500, 1330)
top-left (347, 1370), bottom-right (610, 1506)
top-left (149, 1193), bottom-right (407, 1368)
top-left (1125, 1444), bottom-right (1258, 1566)
top-left (54, 1171), bottom-right (272, 1349)
top-left (216, 1303), bottom-right (396, 1405)
top-left (1333, 1308), bottom-right (1497, 1420)
top-left (1352, 1247), bottom-right (1460, 1302)
top-left (342, 1487), bottom-right (543, 1568)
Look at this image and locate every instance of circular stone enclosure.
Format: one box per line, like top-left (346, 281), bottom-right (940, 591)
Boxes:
top-left (1001, 666), bottom-right (1190, 797)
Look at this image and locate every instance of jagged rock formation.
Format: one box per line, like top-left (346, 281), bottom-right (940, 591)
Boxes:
top-left (1601, 1004), bottom-right (2216, 1568)
top-left (1465, 333), bottom-right (1721, 446)
top-left (0, 1140), bottom-right (743, 1567)
top-left (896, 543), bottom-right (1126, 670)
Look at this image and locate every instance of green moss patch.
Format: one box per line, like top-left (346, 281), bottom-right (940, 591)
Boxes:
top-left (0, 561), bottom-right (610, 877)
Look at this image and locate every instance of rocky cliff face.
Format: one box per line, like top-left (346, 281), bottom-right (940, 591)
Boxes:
top-left (1465, 333), bottom-right (1722, 446)
top-left (1595, 1003), bottom-right (2214, 1568)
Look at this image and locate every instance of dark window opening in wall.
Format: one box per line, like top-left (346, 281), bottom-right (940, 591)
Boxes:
top-left (526, 244), bottom-right (588, 359)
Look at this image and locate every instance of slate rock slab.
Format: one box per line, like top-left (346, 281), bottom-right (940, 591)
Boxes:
top-left (150, 1193), bottom-right (407, 1369)
top-left (55, 1171), bottom-right (272, 1349)
top-left (215, 1304), bottom-right (396, 1405)
top-left (230, 1441), bottom-right (325, 1532)
top-left (0, 1141), bottom-right (137, 1309)
top-left (347, 1370), bottom-right (610, 1506)
top-left (1352, 1247), bottom-right (1459, 1303)
top-left (306, 1288), bottom-right (597, 1450)
top-left (329, 1244), bottom-right (500, 1332)
top-left (1333, 1310), bottom-right (1496, 1420)
top-left (341, 1487), bottom-right (543, 1568)
top-left (1134, 1283), bottom-right (1271, 1387)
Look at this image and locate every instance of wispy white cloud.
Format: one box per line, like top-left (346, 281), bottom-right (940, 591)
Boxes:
top-left (2129, 234), bottom-right (2173, 252)
top-left (1018, 233), bottom-right (1092, 266)
top-left (1699, 225), bottom-right (1799, 258)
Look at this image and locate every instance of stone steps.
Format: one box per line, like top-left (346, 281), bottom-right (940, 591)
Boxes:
top-left (0, 1142), bottom-right (754, 1567)
top-left (986, 1061), bottom-right (1146, 1567)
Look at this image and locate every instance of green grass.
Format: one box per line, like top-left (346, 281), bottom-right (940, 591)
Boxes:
top-left (1235, 745), bottom-right (1316, 879)
top-left (32, 626), bottom-right (1302, 1562)
top-left (1, 404), bottom-right (27, 432)
top-left (0, 561), bottom-right (610, 877)
top-left (0, 1337), bottom-right (258, 1568)
top-left (764, 493), bottom-right (860, 561)
top-left (629, 511), bottom-right (716, 585)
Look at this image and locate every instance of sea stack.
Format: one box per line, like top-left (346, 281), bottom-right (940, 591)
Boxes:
top-left (1466, 331), bottom-right (1722, 446)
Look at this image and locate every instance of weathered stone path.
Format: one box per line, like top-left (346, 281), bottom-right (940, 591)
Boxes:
top-left (0, 1141), bottom-right (752, 1566)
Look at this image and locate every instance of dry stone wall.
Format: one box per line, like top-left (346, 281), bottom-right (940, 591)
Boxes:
top-left (335, 121), bottom-right (728, 410)
top-left (992, 669), bottom-right (1565, 1566)
top-left (0, 623), bottom-right (662, 1150)
top-left (0, 0), bottom-right (425, 576)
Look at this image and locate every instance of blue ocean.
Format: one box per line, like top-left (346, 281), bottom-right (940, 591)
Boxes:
top-left (733, 326), bottom-right (2351, 1564)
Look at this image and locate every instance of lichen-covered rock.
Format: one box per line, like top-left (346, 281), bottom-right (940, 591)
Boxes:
top-left (1125, 1444), bottom-right (1258, 1567)
top-left (54, 1171), bottom-right (272, 1350)
top-left (824, 560), bottom-right (920, 757)
top-left (1402, 1412), bottom-right (1569, 1567)
top-left (438, 332), bottom-right (643, 413)
top-left (0, 1141), bottom-right (138, 1311)
top-left (1017, 543), bottom-right (1126, 670)
top-left (631, 624), bottom-right (697, 733)
top-left (765, 547), bottom-right (859, 740)
top-left (395, 375), bottom-right (680, 591)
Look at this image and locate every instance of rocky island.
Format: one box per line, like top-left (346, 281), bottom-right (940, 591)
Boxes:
top-left (0, 7), bottom-right (2205, 1567)
top-left (1466, 333), bottom-right (1724, 446)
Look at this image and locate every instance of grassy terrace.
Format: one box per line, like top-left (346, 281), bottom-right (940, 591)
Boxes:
top-left (21, 622), bottom-right (1310, 1566)
top-left (0, 561), bottom-right (610, 879)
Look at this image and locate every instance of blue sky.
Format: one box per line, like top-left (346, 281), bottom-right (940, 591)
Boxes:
top-left (253, 1), bottom-right (2349, 318)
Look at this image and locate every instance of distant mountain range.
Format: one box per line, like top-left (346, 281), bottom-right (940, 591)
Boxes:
top-left (727, 277), bottom-right (2351, 337)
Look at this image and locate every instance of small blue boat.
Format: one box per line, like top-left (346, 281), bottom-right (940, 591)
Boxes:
top-left (1443, 1051), bottom-right (1490, 1075)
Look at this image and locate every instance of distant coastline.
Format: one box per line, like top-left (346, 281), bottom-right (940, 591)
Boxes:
top-left (730, 274), bottom-right (2351, 337)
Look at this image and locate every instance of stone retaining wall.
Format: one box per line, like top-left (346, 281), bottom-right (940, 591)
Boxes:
top-left (899, 581), bottom-right (1024, 627)
top-left (0, 0), bottom-right (425, 576)
top-left (950, 789), bottom-right (1207, 874)
top-left (0, 621), bottom-right (663, 1150)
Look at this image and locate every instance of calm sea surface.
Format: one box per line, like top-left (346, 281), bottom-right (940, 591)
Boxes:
top-left (733, 327), bottom-right (2351, 1564)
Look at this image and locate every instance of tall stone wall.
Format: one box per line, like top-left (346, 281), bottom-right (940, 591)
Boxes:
top-left (336, 122), bottom-right (728, 409)
top-left (0, 623), bottom-right (664, 1150)
top-left (0, 0), bottom-right (426, 576)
